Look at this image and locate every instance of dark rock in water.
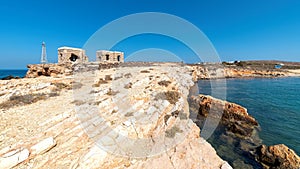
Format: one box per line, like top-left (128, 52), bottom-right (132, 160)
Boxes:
top-left (255, 144), bottom-right (300, 169)
top-left (1, 75), bottom-right (21, 80)
top-left (189, 94), bottom-right (258, 138)
top-left (189, 94), bottom-right (300, 169)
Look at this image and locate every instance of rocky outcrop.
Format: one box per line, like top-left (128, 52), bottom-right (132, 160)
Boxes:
top-left (188, 64), bottom-right (300, 80)
top-left (0, 148), bottom-right (29, 168)
top-left (26, 63), bottom-right (73, 78)
top-left (25, 62), bottom-right (123, 78)
top-left (1, 75), bottom-right (21, 80)
top-left (0, 63), bottom-right (232, 169)
top-left (26, 62), bottom-right (300, 80)
top-left (256, 144), bottom-right (300, 169)
top-left (189, 94), bottom-right (300, 169)
top-left (189, 94), bottom-right (258, 138)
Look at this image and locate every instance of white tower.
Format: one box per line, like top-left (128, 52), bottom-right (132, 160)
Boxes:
top-left (41, 42), bottom-right (47, 64)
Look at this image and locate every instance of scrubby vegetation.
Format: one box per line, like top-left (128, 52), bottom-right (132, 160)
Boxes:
top-left (140, 70), bottom-right (150, 73)
top-left (51, 82), bottom-right (72, 90)
top-left (106, 88), bottom-right (119, 96)
top-left (71, 99), bottom-right (86, 106)
top-left (0, 92), bottom-right (59, 109)
top-left (92, 79), bottom-right (108, 87)
top-left (155, 91), bottom-right (180, 104)
top-left (124, 73), bottom-right (132, 78)
top-left (124, 82), bottom-right (132, 89)
top-left (158, 80), bottom-right (171, 87)
top-left (124, 112), bottom-right (134, 117)
top-left (165, 126), bottom-right (183, 138)
top-left (71, 82), bottom-right (83, 89)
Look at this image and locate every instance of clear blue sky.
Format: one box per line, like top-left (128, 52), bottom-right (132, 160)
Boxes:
top-left (0, 0), bottom-right (300, 69)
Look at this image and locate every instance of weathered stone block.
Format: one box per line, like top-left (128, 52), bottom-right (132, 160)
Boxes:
top-left (0, 149), bottom-right (29, 169)
top-left (30, 137), bottom-right (56, 155)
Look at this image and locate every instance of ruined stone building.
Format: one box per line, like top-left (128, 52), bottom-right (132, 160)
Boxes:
top-left (96, 50), bottom-right (124, 63)
top-left (58, 47), bottom-right (88, 64)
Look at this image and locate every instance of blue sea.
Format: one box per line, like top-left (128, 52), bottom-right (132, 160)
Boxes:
top-left (197, 77), bottom-right (300, 167)
top-left (0, 69), bottom-right (27, 79)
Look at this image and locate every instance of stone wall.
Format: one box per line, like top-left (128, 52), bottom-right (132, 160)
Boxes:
top-left (58, 47), bottom-right (88, 64)
top-left (96, 50), bottom-right (124, 63)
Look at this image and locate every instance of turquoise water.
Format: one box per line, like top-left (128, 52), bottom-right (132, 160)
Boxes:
top-left (198, 77), bottom-right (300, 155)
top-left (0, 69), bottom-right (27, 79)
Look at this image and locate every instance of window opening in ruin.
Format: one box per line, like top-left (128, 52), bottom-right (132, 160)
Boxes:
top-left (70, 53), bottom-right (79, 62)
top-left (106, 54), bottom-right (109, 61)
top-left (117, 55), bottom-right (120, 61)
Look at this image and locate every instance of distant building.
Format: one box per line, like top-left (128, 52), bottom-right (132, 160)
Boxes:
top-left (58, 47), bottom-right (88, 64)
top-left (96, 50), bottom-right (124, 63)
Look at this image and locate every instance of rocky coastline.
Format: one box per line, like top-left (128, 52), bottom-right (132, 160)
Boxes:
top-left (189, 94), bottom-right (300, 169)
top-left (0, 61), bottom-right (299, 168)
top-left (0, 62), bottom-right (231, 169)
top-left (23, 61), bottom-right (300, 80)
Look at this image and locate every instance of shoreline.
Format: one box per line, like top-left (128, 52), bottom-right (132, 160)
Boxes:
top-left (0, 62), bottom-right (299, 168)
top-left (189, 93), bottom-right (300, 168)
top-left (0, 63), bottom-right (232, 169)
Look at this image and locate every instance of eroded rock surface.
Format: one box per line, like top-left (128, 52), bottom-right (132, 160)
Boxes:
top-left (188, 63), bottom-right (300, 80)
top-left (25, 62), bottom-right (300, 80)
top-left (256, 144), bottom-right (300, 169)
top-left (189, 94), bottom-right (258, 138)
top-left (0, 63), bottom-right (231, 169)
top-left (189, 94), bottom-right (300, 169)
top-left (26, 63), bottom-right (73, 78)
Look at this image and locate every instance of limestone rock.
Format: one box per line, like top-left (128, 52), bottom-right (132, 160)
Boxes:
top-left (221, 162), bottom-right (233, 169)
top-left (1, 63), bottom-right (232, 168)
top-left (188, 63), bottom-right (298, 80)
top-left (189, 94), bottom-right (258, 138)
top-left (30, 137), bottom-right (56, 155)
top-left (26, 63), bottom-right (72, 78)
top-left (1, 75), bottom-right (21, 80)
top-left (256, 144), bottom-right (300, 169)
top-left (0, 148), bottom-right (29, 169)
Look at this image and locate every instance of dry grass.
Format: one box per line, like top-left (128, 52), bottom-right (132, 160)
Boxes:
top-left (124, 112), bottom-right (134, 117)
top-left (124, 82), bottom-right (132, 89)
top-left (155, 91), bottom-right (180, 104)
top-left (164, 114), bottom-right (171, 125)
top-left (0, 92), bottom-right (59, 109)
top-left (71, 100), bottom-right (86, 106)
top-left (105, 75), bottom-right (113, 81)
top-left (158, 80), bottom-right (171, 87)
top-left (51, 82), bottom-right (72, 90)
top-left (71, 82), bottom-right (83, 89)
top-left (92, 79), bottom-right (108, 87)
top-left (106, 88), bottom-right (119, 96)
top-left (140, 70), bottom-right (150, 73)
top-left (124, 73), bottom-right (132, 78)
top-left (165, 126), bottom-right (183, 138)
top-left (170, 110), bottom-right (188, 120)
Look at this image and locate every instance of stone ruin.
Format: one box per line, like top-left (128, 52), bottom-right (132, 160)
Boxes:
top-left (96, 50), bottom-right (124, 63)
top-left (26, 47), bottom-right (125, 78)
top-left (58, 47), bottom-right (88, 64)
top-left (57, 47), bottom-right (124, 64)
